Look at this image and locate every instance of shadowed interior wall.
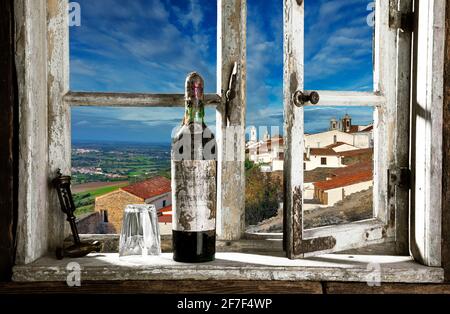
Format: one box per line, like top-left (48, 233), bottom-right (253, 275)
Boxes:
top-left (0, 0), bottom-right (18, 281)
top-left (442, 1), bottom-right (450, 282)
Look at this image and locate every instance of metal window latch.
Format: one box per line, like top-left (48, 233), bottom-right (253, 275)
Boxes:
top-left (293, 91), bottom-right (320, 107)
top-left (389, 9), bottom-right (414, 32)
top-left (388, 167), bottom-right (411, 190)
top-left (225, 62), bottom-right (238, 125)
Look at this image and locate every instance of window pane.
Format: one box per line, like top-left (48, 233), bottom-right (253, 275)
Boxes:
top-left (303, 106), bottom-right (374, 229)
top-left (304, 0), bottom-right (375, 91)
top-left (71, 106), bottom-right (216, 235)
top-left (70, 0), bottom-right (217, 93)
top-left (246, 1), bottom-right (375, 233)
top-left (245, 0), bottom-right (284, 233)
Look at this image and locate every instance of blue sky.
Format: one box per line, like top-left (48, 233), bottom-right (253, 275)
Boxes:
top-left (71, 0), bottom-right (375, 143)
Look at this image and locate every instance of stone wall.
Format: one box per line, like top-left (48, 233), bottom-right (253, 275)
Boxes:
top-left (76, 212), bottom-right (100, 234)
top-left (75, 212), bottom-right (116, 234)
top-left (95, 190), bottom-right (144, 233)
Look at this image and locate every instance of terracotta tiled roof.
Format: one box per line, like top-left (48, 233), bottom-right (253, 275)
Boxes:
top-left (158, 205), bottom-right (172, 223)
top-left (122, 176), bottom-right (171, 200)
top-left (314, 170), bottom-right (373, 191)
top-left (331, 161), bottom-right (373, 177)
top-left (360, 125), bottom-right (374, 132)
top-left (309, 148), bottom-right (339, 156)
top-left (159, 205), bottom-right (172, 213)
top-left (338, 148), bottom-right (373, 157)
top-left (348, 125), bottom-right (361, 133)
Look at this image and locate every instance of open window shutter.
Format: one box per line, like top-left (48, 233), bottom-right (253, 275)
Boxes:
top-left (283, 0), bottom-right (336, 258)
top-left (410, 0), bottom-right (445, 267)
top-left (283, 0), bottom-right (413, 259)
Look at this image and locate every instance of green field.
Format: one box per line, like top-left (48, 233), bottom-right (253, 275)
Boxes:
top-left (73, 183), bottom-right (128, 217)
top-left (72, 142), bottom-right (171, 185)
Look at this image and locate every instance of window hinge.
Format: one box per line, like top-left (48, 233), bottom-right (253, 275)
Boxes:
top-left (388, 167), bottom-right (412, 190)
top-left (389, 9), bottom-right (415, 33)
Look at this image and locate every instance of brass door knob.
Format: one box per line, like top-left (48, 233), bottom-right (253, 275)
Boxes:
top-left (293, 91), bottom-right (320, 107)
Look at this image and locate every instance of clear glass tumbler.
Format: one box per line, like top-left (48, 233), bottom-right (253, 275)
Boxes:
top-left (119, 204), bottom-right (161, 257)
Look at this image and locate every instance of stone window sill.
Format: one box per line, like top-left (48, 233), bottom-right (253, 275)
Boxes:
top-left (12, 252), bottom-right (444, 283)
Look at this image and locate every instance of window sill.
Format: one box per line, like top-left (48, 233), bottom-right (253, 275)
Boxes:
top-left (12, 252), bottom-right (444, 283)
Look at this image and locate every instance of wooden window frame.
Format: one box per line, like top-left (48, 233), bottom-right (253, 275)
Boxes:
top-left (282, 0), bottom-right (445, 266)
top-left (15, 0), bottom-right (246, 264)
top-left (14, 0), bottom-right (446, 277)
top-left (66, 0), bottom-right (247, 243)
top-left (284, 0), bottom-right (405, 258)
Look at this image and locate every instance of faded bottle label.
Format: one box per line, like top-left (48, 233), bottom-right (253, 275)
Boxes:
top-left (172, 160), bottom-right (217, 232)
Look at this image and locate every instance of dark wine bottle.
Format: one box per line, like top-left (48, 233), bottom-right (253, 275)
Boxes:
top-left (171, 72), bottom-right (217, 263)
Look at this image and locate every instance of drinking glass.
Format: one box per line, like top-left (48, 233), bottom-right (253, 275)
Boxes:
top-left (119, 204), bottom-right (161, 257)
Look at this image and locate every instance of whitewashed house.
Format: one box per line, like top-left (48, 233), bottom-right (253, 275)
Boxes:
top-left (305, 115), bottom-right (374, 149)
top-left (308, 162), bottom-right (374, 206)
top-left (314, 170), bottom-right (373, 206)
top-left (304, 147), bottom-right (343, 171)
top-left (305, 129), bottom-right (373, 149)
top-left (246, 135), bottom-right (284, 172)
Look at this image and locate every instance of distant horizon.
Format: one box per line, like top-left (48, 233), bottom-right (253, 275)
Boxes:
top-left (72, 138), bottom-right (172, 145)
top-left (72, 114), bottom-right (374, 145)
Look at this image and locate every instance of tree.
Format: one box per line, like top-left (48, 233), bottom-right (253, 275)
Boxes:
top-left (245, 165), bottom-right (283, 226)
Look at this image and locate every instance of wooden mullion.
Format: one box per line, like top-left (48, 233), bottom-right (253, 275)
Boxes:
top-left (47, 0), bottom-right (70, 256)
top-left (283, 0), bottom-right (337, 258)
top-left (65, 91), bottom-right (221, 107)
top-left (283, 0), bottom-right (305, 258)
top-left (215, 0), bottom-right (246, 241)
top-left (305, 90), bottom-right (386, 107)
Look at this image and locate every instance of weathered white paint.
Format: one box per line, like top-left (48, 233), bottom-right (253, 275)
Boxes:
top-left (15, 0), bottom-right (72, 264)
top-left (65, 91), bottom-right (221, 107)
top-left (283, 0), bottom-right (305, 258)
top-left (303, 219), bottom-right (386, 253)
top-left (15, 0), bottom-right (50, 265)
top-left (47, 0), bottom-right (70, 255)
top-left (372, 0), bottom-right (403, 238)
top-left (411, 0), bottom-right (445, 267)
top-left (12, 253), bottom-right (444, 283)
top-left (216, 0), bottom-right (247, 241)
top-left (392, 0), bottom-right (414, 255)
top-left (307, 90), bottom-right (386, 107)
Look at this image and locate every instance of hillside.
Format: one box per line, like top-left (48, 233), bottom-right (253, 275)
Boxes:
top-left (247, 188), bottom-right (373, 233)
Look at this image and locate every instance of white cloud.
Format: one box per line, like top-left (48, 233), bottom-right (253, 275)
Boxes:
top-left (173, 0), bottom-right (204, 31)
top-left (70, 0), bottom-right (216, 93)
